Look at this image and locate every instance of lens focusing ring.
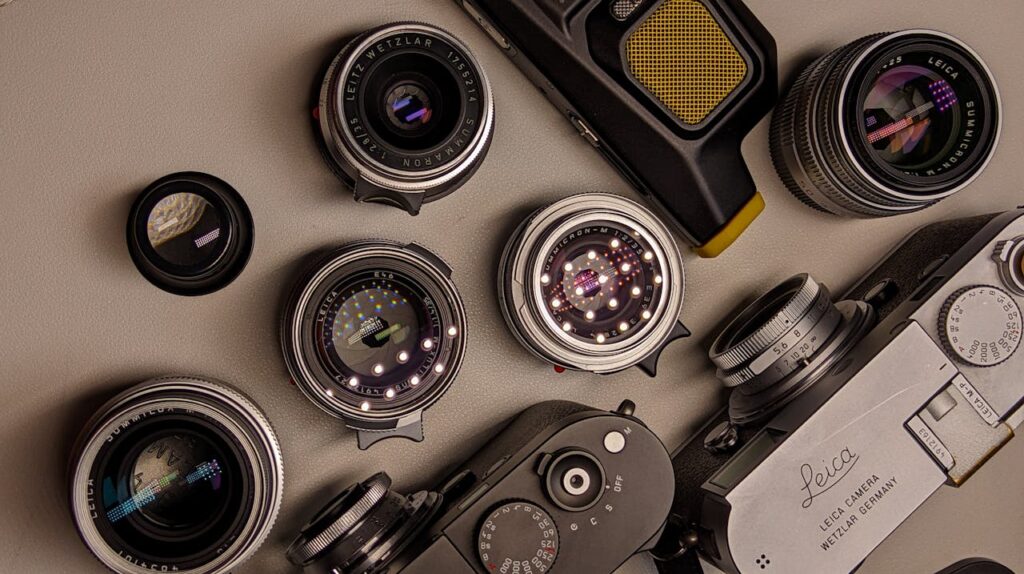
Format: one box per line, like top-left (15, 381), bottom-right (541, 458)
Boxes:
top-left (771, 30), bottom-right (1001, 217)
top-left (69, 376), bottom-right (283, 574)
top-left (498, 193), bottom-right (685, 374)
top-left (710, 275), bottom-right (823, 372)
top-left (317, 22), bottom-right (495, 202)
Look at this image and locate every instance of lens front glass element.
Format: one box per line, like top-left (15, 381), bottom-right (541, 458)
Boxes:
top-left (537, 223), bottom-right (664, 345)
top-left (318, 270), bottom-right (443, 388)
top-left (364, 54), bottom-right (461, 152)
top-left (851, 39), bottom-right (995, 189)
top-left (90, 414), bottom-right (251, 569)
top-left (862, 64), bottom-right (961, 171)
top-left (145, 192), bottom-right (227, 272)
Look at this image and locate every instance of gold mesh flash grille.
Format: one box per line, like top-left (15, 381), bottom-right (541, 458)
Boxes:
top-left (626, 0), bottom-right (748, 125)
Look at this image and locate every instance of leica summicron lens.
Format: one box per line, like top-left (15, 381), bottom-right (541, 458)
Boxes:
top-left (499, 194), bottom-right (686, 375)
top-left (771, 30), bottom-right (1000, 217)
top-left (709, 275), bottom-right (874, 424)
top-left (69, 376), bottom-right (283, 574)
top-left (282, 241), bottom-right (466, 447)
top-left (315, 22), bottom-right (495, 214)
top-left (127, 172), bottom-right (254, 295)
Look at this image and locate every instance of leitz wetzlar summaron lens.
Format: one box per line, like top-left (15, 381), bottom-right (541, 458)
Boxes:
top-left (499, 193), bottom-right (688, 376)
top-left (770, 30), bottom-right (1000, 217)
top-left (281, 241), bottom-right (467, 449)
top-left (68, 376), bottom-right (283, 574)
top-left (314, 22), bottom-right (495, 215)
top-left (127, 172), bottom-right (254, 295)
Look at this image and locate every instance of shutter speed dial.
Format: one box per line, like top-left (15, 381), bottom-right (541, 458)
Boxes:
top-left (939, 285), bottom-right (1022, 367)
top-left (477, 500), bottom-right (559, 573)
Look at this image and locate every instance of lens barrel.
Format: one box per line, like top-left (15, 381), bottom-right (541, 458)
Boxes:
top-left (316, 22), bottom-right (495, 214)
top-left (281, 241), bottom-right (467, 446)
top-left (286, 473), bottom-right (441, 573)
top-left (499, 194), bottom-right (686, 375)
top-left (770, 30), bottom-right (1000, 217)
top-left (710, 275), bottom-right (874, 424)
top-left (68, 376), bottom-right (283, 574)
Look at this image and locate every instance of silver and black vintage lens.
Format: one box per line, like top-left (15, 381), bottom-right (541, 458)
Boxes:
top-left (709, 274), bottom-right (875, 424)
top-left (771, 30), bottom-right (1000, 217)
top-left (69, 376), bottom-right (283, 574)
top-left (127, 172), bottom-right (254, 295)
top-left (315, 22), bottom-right (495, 215)
top-left (281, 241), bottom-right (467, 449)
top-left (285, 472), bottom-right (441, 572)
top-left (499, 194), bottom-right (688, 375)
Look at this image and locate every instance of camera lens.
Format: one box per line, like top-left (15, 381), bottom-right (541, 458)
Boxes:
top-left (499, 194), bottom-right (686, 375)
top-left (286, 473), bottom-right (441, 572)
top-left (68, 376), bottom-right (283, 574)
top-left (543, 450), bottom-right (606, 512)
top-left (316, 22), bottom-right (495, 213)
top-left (281, 241), bottom-right (467, 441)
top-left (709, 275), bottom-right (875, 424)
top-left (771, 30), bottom-right (1000, 217)
top-left (127, 172), bottom-right (254, 295)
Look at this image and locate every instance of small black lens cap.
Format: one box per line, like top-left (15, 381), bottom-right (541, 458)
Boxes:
top-left (127, 172), bottom-right (254, 296)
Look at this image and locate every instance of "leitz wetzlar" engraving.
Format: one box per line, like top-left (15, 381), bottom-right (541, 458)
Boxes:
top-left (799, 447), bottom-right (859, 508)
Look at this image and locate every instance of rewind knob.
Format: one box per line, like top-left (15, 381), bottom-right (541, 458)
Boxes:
top-left (939, 285), bottom-right (1022, 367)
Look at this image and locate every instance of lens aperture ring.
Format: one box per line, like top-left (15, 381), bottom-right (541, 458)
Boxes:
top-left (710, 275), bottom-right (823, 371)
top-left (290, 474), bottom-right (392, 565)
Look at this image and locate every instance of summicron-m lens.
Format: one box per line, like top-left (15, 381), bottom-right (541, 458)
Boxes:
top-left (315, 22), bottom-right (495, 215)
top-left (281, 241), bottom-right (467, 449)
top-left (770, 30), bottom-right (1000, 217)
top-left (499, 194), bottom-right (688, 375)
top-left (68, 376), bottom-right (283, 574)
top-left (127, 172), bottom-right (254, 295)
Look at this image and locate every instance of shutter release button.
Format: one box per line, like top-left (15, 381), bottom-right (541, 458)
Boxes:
top-left (603, 431), bottom-right (626, 453)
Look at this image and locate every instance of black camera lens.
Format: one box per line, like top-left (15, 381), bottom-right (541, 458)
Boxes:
top-left (286, 473), bottom-right (441, 573)
top-left (315, 22), bottom-right (495, 214)
top-left (69, 377), bottom-right (283, 574)
top-left (543, 450), bottom-right (606, 512)
top-left (127, 172), bottom-right (254, 296)
top-left (771, 30), bottom-right (1000, 217)
top-left (281, 241), bottom-right (467, 447)
top-left (499, 194), bottom-right (687, 375)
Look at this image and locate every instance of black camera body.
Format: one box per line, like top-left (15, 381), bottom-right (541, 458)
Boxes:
top-left (658, 210), bottom-right (1024, 573)
top-left (289, 400), bottom-right (675, 573)
top-left (455, 0), bottom-right (777, 256)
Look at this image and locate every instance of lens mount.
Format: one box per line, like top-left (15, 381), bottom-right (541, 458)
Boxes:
top-left (771, 29), bottom-right (1000, 217)
top-left (287, 473), bottom-right (442, 573)
top-left (499, 194), bottom-right (685, 374)
top-left (317, 22), bottom-right (495, 203)
top-left (68, 376), bottom-right (283, 574)
top-left (127, 172), bottom-right (254, 296)
top-left (282, 241), bottom-right (467, 429)
top-left (709, 275), bottom-right (876, 424)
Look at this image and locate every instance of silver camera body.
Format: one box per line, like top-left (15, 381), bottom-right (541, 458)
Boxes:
top-left (661, 210), bottom-right (1024, 574)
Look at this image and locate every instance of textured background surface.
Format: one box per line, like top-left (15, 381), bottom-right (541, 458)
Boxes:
top-left (1, 1), bottom-right (1022, 572)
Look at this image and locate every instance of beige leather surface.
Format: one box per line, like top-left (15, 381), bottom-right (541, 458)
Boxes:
top-left (1, 1), bottom-right (1022, 572)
